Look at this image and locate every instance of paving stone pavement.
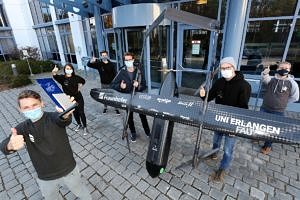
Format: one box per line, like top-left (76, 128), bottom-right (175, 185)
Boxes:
top-left (0, 71), bottom-right (300, 200)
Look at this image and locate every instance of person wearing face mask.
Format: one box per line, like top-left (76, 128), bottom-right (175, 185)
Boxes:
top-left (87, 50), bottom-right (120, 114)
top-left (52, 64), bottom-right (88, 135)
top-left (0, 90), bottom-right (92, 200)
top-left (199, 57), bottom-right (251, 182)
top-left (260, 62), bottom-right (299, 155)
top-left (111, 52), bottom-right (150, 142)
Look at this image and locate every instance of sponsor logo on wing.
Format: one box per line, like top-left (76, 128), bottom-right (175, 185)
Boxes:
top-left (157, 98), bottom-right (171, 104)
top-left (98, 92), bottom-right (105, 99)
top-left (139, 94), bottom-right (152, 100)
top-left (215, 114), bottom-right (281, 136)
top-left (136, 105), bottom-right (143, 110)
top-left (101, 94), bottom-right (127, 104)
top-left (180, 115), bottom-right (190, 120)
top-left (178, 101), bottom-right (194, 108)
top-left (150, 108), bottom-right (159, 112)
top-left (162, 112), bottom-right (174, 116)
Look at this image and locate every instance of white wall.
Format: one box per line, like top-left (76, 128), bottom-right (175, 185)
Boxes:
top-left (3, 0), bottom-right (40, 50)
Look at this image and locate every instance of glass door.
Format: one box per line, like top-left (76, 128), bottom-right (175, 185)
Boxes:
top-left (125, 28), bottom-right (145, 62)
top-left (177, 24), bottom-right (219, 89)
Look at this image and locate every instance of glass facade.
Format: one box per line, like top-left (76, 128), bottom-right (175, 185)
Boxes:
top-left (0, 5), bottom-right (8, 27)
top-left (287, 20), bottom-right (300, 78)
top-left (241, 0), bottom-right (300, 86)
top-left (29, 0), bottom-right (52, 24)
top-left (0, 3), bottom-right (16, 61)
top-left (241, 19), bottom-right (292, 73)
top-left (58, 24), bottom-right (77, 64)
top-left (83, 17), bottom-right (98, 57)
top-left (36, 27), bottom-right (60, 61)
top-left (56, 8), bottom-right (68, 20)
top-left (250, 0), bottom-right (297, 18)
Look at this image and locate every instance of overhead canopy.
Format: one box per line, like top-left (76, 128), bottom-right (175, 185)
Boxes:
top-left (37, 0), bottom-right (130, 16)
top-left (145, 8), bottom-right (220, 38)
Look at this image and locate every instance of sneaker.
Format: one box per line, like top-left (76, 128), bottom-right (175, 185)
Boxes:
top-left (261, 146), bottom-right (271, 155)
top-left (130, 135), bottom-right (136, 143)
top-left (130, 137), bottom-right (136, 142)
top-left (75, 124), bottom-right (82, 132)
top-left (83, 127), bottom-right (89, 136)
top-left (210, 169), bottom-right (225, 182)
top-left (209, 153), bottom-right (218, 160)
top-left (145, 132), bottom-right (151, 138)
top-left (102, 109), bottom-right (107, 114)
top-left (115, 110), bottom-right (120, 115)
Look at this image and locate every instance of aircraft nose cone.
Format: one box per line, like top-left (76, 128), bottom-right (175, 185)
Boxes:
top-left (146, 161), bottom-right (165, 178)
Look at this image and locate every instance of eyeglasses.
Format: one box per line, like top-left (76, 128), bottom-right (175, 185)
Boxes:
top-left (220, 66), bottom-right (232, 70)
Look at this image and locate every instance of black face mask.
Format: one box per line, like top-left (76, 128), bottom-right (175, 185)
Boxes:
top-left (276, 69), bottom-right (289, 76)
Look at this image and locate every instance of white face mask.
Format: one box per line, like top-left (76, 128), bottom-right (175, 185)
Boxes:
top-left (125, 60), bottom-right (134, 68)
top-left (65, 69), bottom-right (73, 75)
top-left (221, 69), bottom-right (233, 79)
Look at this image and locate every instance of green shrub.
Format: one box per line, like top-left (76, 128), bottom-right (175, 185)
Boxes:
top-left (0, 59), bottom-right (54, 75)
top-left (10, 75), bottom-right (32, 88)
top-left (0, 59), bottom-right (53, 89)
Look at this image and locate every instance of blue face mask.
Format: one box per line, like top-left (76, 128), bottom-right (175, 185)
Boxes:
top-left (23, 107), bottom-right (43, 122)
top-left (125, 60), bottom-right (134, 68)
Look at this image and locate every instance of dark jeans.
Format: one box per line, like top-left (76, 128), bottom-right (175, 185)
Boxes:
top-left (260, 107), bottom-right (284, 148)
top-left (73, 94), bottom-right (87, 127)
top-left (128, 112), bottom-right (150, 139)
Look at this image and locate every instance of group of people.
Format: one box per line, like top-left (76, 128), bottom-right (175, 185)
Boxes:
top-left (0, 51), bottom-right (299, 199)
top-left (200, 57), bottom-right (299, 182)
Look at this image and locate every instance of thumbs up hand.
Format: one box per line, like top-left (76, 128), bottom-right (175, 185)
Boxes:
top-left (120, 80), bottom-right (126, 89)
top-left (52, 65), bottom-right (59, 75)
top-left (7, 128), bottom-right (25, 151)
top-left (199, 86), bottom-right (206, 97)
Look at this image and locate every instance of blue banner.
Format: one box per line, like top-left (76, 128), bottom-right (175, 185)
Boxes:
top-left (36, 78), bottom-right (63, 108)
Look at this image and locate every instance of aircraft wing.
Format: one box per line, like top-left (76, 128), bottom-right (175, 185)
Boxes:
top-left (90, 88), bottom-right (300, 144)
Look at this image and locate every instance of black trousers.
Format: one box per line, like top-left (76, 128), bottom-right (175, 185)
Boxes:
top-left (73, 93), bottom-right (87, 127)
top-left (128, 112), bottom-right (150, 139)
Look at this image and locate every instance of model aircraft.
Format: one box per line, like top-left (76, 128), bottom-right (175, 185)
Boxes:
top-left (90, 72), bottom-right (300, 177)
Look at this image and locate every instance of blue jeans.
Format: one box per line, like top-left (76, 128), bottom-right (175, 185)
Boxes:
top-left (260, 107), bottom-right (284, 148)
top-left (212, 131), bottom-right (236, 170)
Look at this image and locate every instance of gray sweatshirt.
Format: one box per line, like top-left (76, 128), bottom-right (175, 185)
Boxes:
top-left (261, 73), bottom-right (299, 112)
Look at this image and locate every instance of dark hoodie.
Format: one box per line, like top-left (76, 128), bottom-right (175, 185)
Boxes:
top-left (205, 71), bottom-right (251, 109)
top-left (87, 60), bottom-right (116, 84)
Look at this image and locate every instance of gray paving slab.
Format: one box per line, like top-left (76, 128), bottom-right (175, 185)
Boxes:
top-left (0, 71), bottom-right (299, 199)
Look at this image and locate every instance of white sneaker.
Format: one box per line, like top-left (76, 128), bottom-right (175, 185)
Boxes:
top-left (83, 127), bottom-right (89, 136)
top-left (75, 124), bottom-right (82, 132)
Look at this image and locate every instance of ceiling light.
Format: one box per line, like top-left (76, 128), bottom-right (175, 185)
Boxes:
top-left (196, 0), bottom-right (208, 5)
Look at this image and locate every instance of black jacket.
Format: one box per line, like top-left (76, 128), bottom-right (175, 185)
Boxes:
top-left (206, 71), bottom-right (251, 109)
top-left (87, 60), bottom-right (116, 84)
top-left (111, 66), bottom-right (146, 93)
top-left (53, 74), bottom-right (85, 100)
top-left (0, 112), bottom-right (76, 180)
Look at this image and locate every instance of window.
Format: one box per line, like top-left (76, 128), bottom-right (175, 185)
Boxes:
top-left (250, 0), bottom-right (297, 18)
top-left (36, 27), bottom-right (60, 61)
top-left (56, 8), bottom-right (68, 20)
top-left (102, 14), bottom-right (113, 29)
top-left (58, 24), bottom-right (77, 64)
top-left (0, 5), bottom-right (8, 27)
top-left (83, 17), bottom-right (98, 57)
top-left (241, 20), bottom-right (291, 74)
top-left (180, 0), bottom-right (220, 19)
top-left (29, 0), bottom-right (52, 24)
top-left (286, 20), bottom-right (300, 80)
